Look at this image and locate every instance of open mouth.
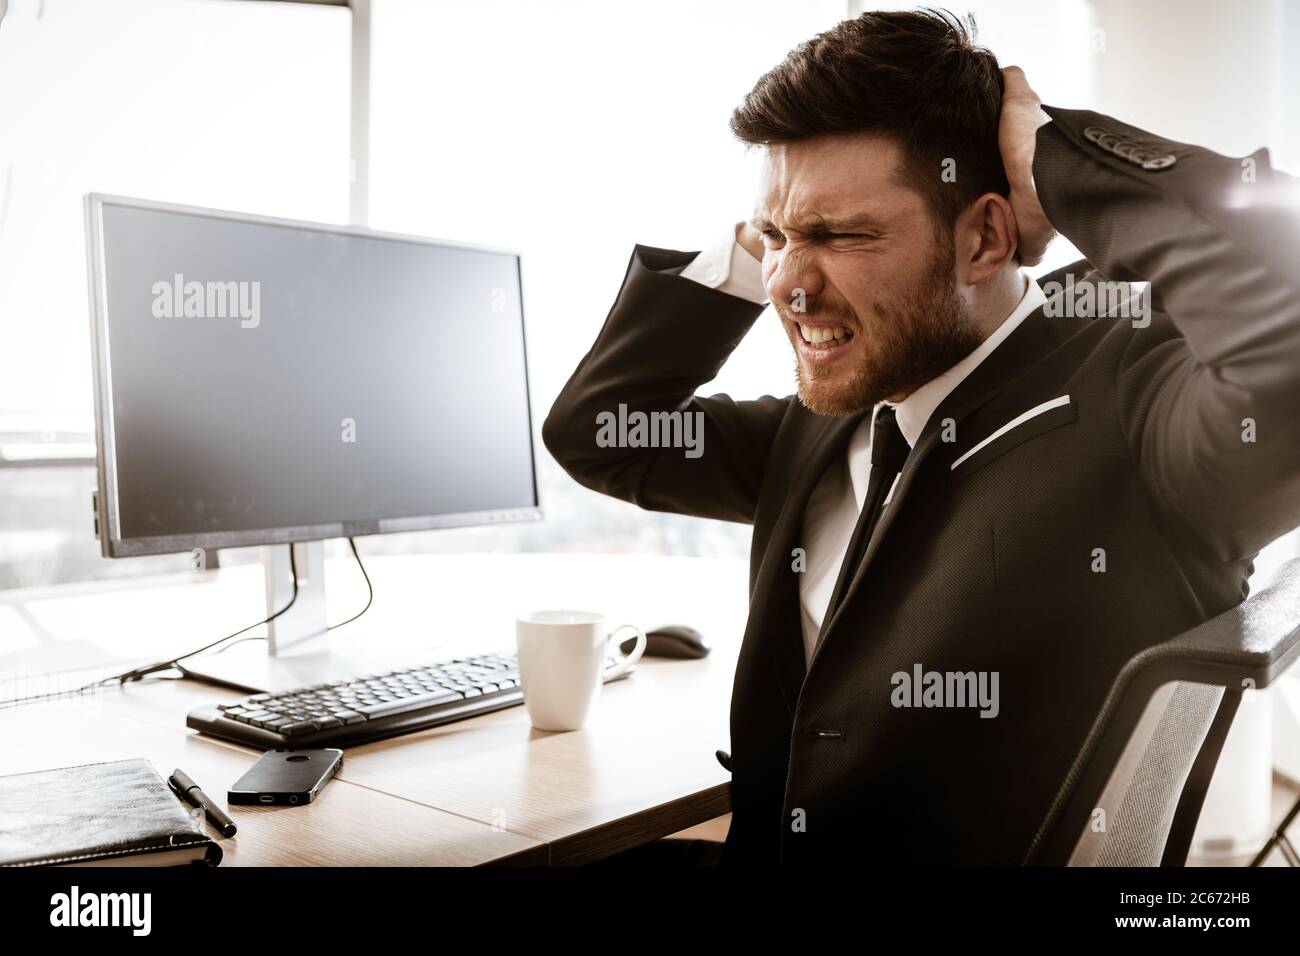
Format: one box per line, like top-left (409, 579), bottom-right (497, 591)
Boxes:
top-left (798, 323), bottom-right (853, 348)
top-left (795, 322), bottom-right (855, 363)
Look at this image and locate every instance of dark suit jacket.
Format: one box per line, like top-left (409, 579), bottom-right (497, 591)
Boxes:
top-left (542, 107), bottom-right (1300, 865)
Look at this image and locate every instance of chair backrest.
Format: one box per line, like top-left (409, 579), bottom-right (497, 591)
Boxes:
top-left (1066, 681), bottom-right (1226, 865)
top-left (1026, 558), bottom-right (1300, 866)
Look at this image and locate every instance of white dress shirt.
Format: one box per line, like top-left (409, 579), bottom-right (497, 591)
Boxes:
top-left (681, 230), bottom-right (1047, 664)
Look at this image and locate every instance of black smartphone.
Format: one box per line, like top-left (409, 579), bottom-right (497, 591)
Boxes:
top-left (227, 749), bottom-right (343, 806)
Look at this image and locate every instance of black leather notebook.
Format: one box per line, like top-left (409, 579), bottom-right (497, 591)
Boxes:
top-left (0, 758), bottom-right (223, 867)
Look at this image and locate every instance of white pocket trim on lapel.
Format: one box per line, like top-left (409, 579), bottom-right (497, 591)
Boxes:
top-left (950, 395), bottom-right (1072, 471)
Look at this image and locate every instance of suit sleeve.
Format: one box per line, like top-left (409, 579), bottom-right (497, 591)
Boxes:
top-left (1033, 107), bottom-right (1300, 561)
top-left (542, 243), bottom-right (789, 525)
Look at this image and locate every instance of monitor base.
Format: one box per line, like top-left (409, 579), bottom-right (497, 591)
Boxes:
top-left (179, 542), bottom-right (487, 694)
top-left (178, 634), bottom-right (439, 695)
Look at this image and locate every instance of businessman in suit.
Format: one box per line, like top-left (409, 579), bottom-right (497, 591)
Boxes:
top-left (544, 10), bottom-right (1300, 865)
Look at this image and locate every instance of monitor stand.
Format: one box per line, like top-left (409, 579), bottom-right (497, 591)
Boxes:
top-left (178, 542), bottom-right (431, 695)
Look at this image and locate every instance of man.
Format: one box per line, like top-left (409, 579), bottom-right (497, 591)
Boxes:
top-left (543, 10), bottom-right (1300, 864)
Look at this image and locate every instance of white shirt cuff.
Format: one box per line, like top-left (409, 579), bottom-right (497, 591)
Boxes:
top-left (679, 226), bottom-right (769, 305)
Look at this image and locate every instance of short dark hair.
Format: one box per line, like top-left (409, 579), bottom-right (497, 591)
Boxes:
top-left (729, 8), bottom-right (1008, 230)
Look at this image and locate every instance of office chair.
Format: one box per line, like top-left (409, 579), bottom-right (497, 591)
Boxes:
top-left (1024, 557), bottom-right (1300, 866)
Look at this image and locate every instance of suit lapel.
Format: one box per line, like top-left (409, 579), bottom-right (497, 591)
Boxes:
top-left (810, 306), bottom-right (1060, 668)
top-left (752, 408), bottom-right (864, 714)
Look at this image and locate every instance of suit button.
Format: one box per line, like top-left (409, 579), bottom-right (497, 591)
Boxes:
top-left (1097, 132), bottom-right (1123, 152)
top-left (1083, 125), bottom-right (1108, 143)
top-left (1112, 141), bottom-right (1138, 160)
top-left (1141, 154), bottom-right (1177, 170)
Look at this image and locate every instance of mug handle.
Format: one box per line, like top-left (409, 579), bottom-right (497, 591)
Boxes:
top-left (604, 624), bottom-right (647, 681)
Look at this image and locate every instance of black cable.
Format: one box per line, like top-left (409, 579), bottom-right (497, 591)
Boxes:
top-left (0, 545), bottom-right (301, 709)
top-left (207, 535), bottom-right (371, 651)
top-left (1, 537), bottom-right (376, 710)
top-left (161, 543), bottom-right (300, 670)
top-left (328, 536), bottom-right (373, 631)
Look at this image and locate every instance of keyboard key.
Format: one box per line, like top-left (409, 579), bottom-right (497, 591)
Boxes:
top-left (356, 688), bottom-right (463, 719)
top-left (279, 720), bottom-right (318, 736)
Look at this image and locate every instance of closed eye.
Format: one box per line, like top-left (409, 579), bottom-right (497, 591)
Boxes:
top-left (811, 231), bottom-right (878, 243)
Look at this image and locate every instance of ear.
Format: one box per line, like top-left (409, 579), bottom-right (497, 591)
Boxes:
top-left (954, 192), bottom-right (1018, 285)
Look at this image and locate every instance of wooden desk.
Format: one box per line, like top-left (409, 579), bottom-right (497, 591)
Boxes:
top-left (0, 553), bottom-right (746, 866)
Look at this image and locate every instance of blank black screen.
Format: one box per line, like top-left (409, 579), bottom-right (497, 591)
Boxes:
top-left (97, 202), bottom-right (537, 544)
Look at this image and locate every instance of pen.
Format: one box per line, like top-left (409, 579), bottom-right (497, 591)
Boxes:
top-left (169, 767), bottom-right (238, 838)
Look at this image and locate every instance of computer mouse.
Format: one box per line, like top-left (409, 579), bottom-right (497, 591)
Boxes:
top-left (628, 624), bottom-right (712, 660)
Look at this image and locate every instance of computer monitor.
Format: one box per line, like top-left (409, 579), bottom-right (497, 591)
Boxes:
top-left (84, 194), bottom-right (541, 690)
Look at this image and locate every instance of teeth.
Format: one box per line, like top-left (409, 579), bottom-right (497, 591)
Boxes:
top-left (798, 324), bottom-right (850, 344)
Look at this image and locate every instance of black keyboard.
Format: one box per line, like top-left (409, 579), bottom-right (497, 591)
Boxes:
top-left (186, 650), bottom-right (631, 749)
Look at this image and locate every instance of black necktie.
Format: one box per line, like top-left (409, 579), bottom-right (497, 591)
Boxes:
top-left (822, 404), bottom-right (911, 625)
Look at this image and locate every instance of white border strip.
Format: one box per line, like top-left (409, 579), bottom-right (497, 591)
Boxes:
top-left (950, 395), bottom-right (1072, 471)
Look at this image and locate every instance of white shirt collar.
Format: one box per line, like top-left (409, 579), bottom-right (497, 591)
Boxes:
top-left (888, 272), bottom-right (1046, 448)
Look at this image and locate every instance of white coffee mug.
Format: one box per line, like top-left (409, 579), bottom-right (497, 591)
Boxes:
top-left (515, 610), bottom-right (647, 731)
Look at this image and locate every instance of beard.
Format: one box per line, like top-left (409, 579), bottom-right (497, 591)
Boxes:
top-left (782, 242), bottom-right (985, 417)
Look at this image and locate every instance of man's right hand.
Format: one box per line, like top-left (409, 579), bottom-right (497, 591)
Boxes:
top-left (737, 220), bottom-right (766, 262)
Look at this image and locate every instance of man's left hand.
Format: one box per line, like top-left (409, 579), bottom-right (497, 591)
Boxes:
top-left (998, 66), bottom-right (1055, 266)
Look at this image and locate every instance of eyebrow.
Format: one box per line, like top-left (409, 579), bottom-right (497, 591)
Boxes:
top-left (750, 212), bottom-right (887, 234)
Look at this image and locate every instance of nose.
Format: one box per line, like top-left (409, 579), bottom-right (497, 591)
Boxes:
top-left (765, 244), bottom-right (825, 316)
